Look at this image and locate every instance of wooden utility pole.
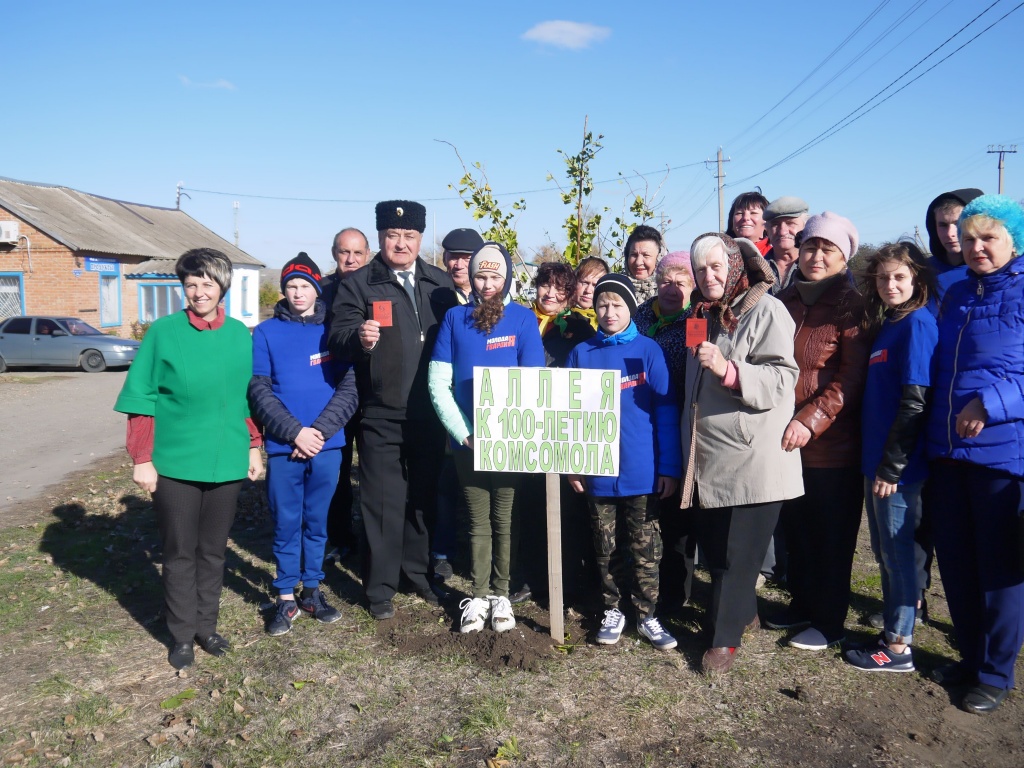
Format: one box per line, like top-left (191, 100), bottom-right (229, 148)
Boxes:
top-left (987, 145), bottom-right (1017, 194)
top-left (709, 148), bottom-right (731, 232)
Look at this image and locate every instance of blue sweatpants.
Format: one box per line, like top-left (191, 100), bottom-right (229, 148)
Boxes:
top-left (928, 460), bottom-right (1024, 690)
top-left (267, 449), bottom-right (343, 595)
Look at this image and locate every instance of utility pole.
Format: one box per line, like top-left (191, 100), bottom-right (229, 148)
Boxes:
top-left (987, 145), bottom-right (1017, 194)
top-left (706, 148), bottom-right (731, 232)
top-left (176, 182), bottom-right (190, 209)
top-left (233, 201), bottom-right (240, 247)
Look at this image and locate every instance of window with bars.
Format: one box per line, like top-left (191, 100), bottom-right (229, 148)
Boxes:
top-left (0, 274), bottom-right (24, 319)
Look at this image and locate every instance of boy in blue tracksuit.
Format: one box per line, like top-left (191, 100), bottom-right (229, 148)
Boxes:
top-left (566, 274), bottom-right (681, 651)
top-left (249, 253), bottom-right (358, 636)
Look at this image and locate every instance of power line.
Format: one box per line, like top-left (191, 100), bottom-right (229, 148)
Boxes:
top-left (181, 160), bottom-right (708, 206)
top-left (728, 0), bottom-right (1019, 187)
top-left (725, 0), bottom-right (893, 147)
top-left (734, 0), bottom-right (938, 158)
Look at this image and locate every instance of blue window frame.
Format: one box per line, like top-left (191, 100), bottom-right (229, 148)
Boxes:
top-left (0, 272), bottom-right (25, 318)
top-left (137, 283), bottom-right (184, 323)
top-left (99, 273), bottom-right (122, 327)
top-left (241, 275), bottom-right (252, 317)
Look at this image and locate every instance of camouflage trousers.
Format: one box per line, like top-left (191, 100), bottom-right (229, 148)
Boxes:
top-left (588, 494), bottom-right (662, 617)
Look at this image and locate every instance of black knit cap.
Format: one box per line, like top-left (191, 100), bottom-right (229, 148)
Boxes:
top-left (593, 273), bottom-right (638, 317)
top-left (375, 200), bottom-right (426, 233)
top-left (280, 252), bottom-right (323, 296)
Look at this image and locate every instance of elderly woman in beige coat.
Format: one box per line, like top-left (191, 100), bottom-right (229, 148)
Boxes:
top-left (680, 233), bottom-right (804, 674)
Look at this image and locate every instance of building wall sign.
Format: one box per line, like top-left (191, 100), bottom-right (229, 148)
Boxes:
top-left (84, 257), bottom-right (120, 275)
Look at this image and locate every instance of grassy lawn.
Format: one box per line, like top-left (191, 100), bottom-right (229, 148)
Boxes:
top-left (0, 461), bottom-right (1021, 767)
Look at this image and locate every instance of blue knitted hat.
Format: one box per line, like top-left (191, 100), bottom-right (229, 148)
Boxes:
top-left (959, 194), bottom-right (1024, 255)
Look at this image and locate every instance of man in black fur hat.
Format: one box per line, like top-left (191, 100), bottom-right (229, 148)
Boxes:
top-left (329, 200), bottom-right (457, 619)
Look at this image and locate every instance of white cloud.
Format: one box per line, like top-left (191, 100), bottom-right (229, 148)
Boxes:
top-left (521, 20), bottom-right (611, 51)
top-left (178, 75), bottom-right (236, 91)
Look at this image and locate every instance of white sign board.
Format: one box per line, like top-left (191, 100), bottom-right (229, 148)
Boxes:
top-left (472, 367), bottom-right (621, 476)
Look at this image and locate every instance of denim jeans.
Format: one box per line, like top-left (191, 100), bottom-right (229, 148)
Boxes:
top-left (864, 477), bottom-right (923, 644)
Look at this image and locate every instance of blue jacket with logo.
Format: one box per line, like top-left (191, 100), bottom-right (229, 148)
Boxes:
top-left (249, 299), bottom-right (358, 457)
top-left (925, 260), bottom-right (1024, 478)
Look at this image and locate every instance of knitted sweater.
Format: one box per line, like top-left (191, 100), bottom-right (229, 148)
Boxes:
top-left (114, 310), bottom-right (253, 482)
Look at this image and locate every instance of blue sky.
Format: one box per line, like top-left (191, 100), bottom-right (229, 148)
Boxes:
top-left (6, 1), bottom-right (1022, 269)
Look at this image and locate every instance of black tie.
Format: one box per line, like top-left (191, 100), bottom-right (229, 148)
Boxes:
top-left (398, 271), bottom-right (418, 319)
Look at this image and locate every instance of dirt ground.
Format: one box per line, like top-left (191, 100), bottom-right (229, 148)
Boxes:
top-left (0, 370), bottom-right (128, 509)
top-left (1, 459), bottom-right (1022, 768)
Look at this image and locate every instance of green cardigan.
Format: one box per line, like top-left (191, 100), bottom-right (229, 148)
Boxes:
top-left (114, 310), bottom-right (253, 483)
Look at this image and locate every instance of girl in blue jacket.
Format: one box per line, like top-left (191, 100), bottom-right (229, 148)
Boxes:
top-left (844, 243), bottom-right (937, 673)
top-left (428, 243), bottom-right (545, 634)
top-left (924, 195), bottom-right (1024, 714)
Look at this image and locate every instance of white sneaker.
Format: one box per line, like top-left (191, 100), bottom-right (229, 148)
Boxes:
top-left (489, 595), bottom-right (516, 633)
top-left (596, 608), bottom-right (626, 645)
top-left (459, 597), bottom-right (490, 633)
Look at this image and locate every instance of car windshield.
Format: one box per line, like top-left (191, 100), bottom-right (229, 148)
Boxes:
top-left (61, 319), bottom-right (104, 336)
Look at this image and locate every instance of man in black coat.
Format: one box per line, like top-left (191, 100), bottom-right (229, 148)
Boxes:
top-left (329, 200), bottom-right (457, 619)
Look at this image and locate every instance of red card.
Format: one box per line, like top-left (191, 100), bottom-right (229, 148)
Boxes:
top-left (373, 301), bottom-right (393, 327)
top-left (685, 318), bottom-right (707, 348)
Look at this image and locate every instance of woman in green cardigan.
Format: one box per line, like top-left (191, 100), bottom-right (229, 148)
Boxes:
top-left (115, 249), bottom-right (263, 670)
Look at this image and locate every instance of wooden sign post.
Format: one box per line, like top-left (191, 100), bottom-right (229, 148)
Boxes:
top-left (545, 472), bottom-right (564, 642)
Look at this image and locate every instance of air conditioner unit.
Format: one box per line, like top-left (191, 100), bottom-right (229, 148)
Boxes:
top-left (0, 221), bottom-right (18, 244)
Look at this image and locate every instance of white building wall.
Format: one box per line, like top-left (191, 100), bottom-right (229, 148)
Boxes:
top-left (227, 266), bottom-right (261, 328)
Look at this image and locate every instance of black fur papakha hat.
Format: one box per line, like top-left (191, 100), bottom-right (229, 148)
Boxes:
top-left (375, 200), bottom-right (426, 232)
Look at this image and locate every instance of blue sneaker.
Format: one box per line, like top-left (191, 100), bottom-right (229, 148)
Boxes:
top-left (299, 588), bottom-right (342, 624)
top-left (638, 616), bottom-right (677, 651)
top-left (845, 641), bottom-right (914, 673)
top-left (596, 608), bottom-right (626, 645)
top-left (268, 599), bottom-right (300, 636)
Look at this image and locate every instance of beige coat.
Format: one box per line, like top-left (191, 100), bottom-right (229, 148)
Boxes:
top-left (680, 293), bottom-right (804, 509)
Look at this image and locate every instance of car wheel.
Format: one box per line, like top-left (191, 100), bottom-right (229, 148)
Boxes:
top-left (81, 349), bottom-right (107, 372)
top-left (0, 355), bottom-right (6, 373)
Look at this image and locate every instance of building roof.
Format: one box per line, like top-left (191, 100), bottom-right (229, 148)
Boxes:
top-left (0, 176), bottom-right (263, 267)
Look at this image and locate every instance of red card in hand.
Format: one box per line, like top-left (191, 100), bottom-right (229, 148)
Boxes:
top-left (685, 318), bottom-right (707, 348)
top-left (373, 301), bottom-right (393, 327)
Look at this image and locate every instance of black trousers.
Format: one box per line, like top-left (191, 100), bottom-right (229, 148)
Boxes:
top-left (153, 476), bottom-right (241, 644)
top-left (692, 499), bottom-right (781, 648)
top-left (358, 417), bottom-right (444, 604)
top-left (781, 466), bottom-right (864, 641)
top-left (326, 415), bottom-right (362, 551)
top-left (658, 493), bottom-right (695, 609)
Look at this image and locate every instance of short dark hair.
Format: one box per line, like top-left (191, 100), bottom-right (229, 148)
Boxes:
top-left (175, 248), bottom-right (232, 293)
top-left (534, 261), bottom-right (576, 296)
top-left (725, 191), bottom-right (769, 238)
top-left (624, 225), bottom-right (665, 261)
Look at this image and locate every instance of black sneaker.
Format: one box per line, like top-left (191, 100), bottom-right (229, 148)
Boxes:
top-left (509, 585), bottom-right (532, 604)
top-left (432, 557), bottom-right (454, 582)
top-left (300, 588), bottom-right (342, 624)
top-left (369, 599), bottom-right (395, 620)
top-left (268, 599), bottom-right (300, 636)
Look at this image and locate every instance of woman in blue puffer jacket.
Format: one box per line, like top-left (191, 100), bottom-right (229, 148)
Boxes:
top-left (925, 194), bottom-right (1024, 715)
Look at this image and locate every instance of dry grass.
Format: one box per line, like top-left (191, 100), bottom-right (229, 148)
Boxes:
top-left (0, 461), bottom-right (1022, 767)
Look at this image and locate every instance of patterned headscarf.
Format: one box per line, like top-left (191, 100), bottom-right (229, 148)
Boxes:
top-left (687, 233), bottom-right (775, 333)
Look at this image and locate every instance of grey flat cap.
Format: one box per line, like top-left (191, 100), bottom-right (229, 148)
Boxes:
top-left (764, 196), bottom-right (809, 221)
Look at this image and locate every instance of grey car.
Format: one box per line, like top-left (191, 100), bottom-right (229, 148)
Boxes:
top-left (0, 316), bottom-right (141, 372)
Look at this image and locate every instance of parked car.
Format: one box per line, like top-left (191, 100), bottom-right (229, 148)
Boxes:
top-left (0, 316), bottom-right (141, 372)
